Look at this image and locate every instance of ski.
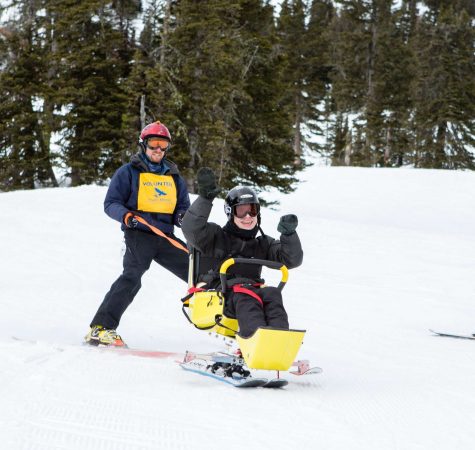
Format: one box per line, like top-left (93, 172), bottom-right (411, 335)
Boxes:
top-left (183, 352), bottom-right (322, 375)
top-left (180, 361), bottom-right (289, 388)
top-left (179, 351), bottom-right (294, 388)
top-left (179, 357), bottom-right (268, 388)
top-left (179, 350), bottom-right (322, 387)
top-left (429, 329), bottom-right (475, 340)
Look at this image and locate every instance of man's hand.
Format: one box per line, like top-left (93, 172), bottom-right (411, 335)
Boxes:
top-left (175, 211), bottom-right (185, 228)
top-left (123, 212), bottom-right (138, 228)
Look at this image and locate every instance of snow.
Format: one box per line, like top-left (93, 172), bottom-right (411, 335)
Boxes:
top-left (1, 165), bottom-right (475, 450)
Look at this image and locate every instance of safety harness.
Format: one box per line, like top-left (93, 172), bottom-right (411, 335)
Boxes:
top-left (231, 284), bottom-right (263, 306)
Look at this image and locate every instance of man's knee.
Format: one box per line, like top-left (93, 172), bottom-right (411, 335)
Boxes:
top-left (122, 266), bottom-right (147, 283)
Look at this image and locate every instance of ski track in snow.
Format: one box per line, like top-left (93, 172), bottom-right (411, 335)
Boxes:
top-left (1, 166), bottom-right (475, 449)
top-left (1, 340), bottom-right (323, 450)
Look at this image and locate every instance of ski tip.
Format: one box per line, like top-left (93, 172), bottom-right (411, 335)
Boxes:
top-left (429, 329), bottom-right (475, 340)
top-left (289, 366), bottom-right (323, 376)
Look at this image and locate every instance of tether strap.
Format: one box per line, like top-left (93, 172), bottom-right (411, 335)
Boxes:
top-left (134, 215), bottom-right (189, 253)
top-left (232, 284), bottom-right (263, 307)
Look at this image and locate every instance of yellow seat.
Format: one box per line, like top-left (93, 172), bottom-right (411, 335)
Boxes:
top-left (188, 290), bottom-right (238, 337)
top-left (236, 327), bottom-right (306, 371)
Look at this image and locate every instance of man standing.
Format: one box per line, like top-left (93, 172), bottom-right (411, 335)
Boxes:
top-left (85, 121), bottom-right (190, 347)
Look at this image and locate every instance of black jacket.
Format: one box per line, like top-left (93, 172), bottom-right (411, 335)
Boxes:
top-left (181, 196), bottom-right (303, 288)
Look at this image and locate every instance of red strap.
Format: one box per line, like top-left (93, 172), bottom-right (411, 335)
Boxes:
top-left (181, 286), bottom-right (205, 306)
top-left (232, 285), bottom-right (263, 307)
top-left (187, 286), bottom-right (205, 294)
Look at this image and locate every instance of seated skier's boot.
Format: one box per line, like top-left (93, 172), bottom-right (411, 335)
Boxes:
top-left (84, 325), bottom-right (127, 347)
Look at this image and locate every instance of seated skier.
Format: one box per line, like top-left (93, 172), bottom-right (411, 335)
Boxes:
top-left (181, 167), bottom-right (303, 338)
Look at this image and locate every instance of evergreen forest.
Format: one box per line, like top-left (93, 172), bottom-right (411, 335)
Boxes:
top-left (1, 0), bottom-right (474, 193)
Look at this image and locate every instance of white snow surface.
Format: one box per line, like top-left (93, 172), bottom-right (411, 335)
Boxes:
top-left (1, 165), bottom-right (475, 450)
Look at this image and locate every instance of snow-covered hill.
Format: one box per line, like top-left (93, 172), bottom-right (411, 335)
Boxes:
top-left (1, 165), bottom-right (475, 450)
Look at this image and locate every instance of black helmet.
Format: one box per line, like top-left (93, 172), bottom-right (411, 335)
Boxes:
top-left (224, 186), bottom-right (260, 220)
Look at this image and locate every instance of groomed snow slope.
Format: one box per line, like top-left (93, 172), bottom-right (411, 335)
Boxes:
top-left (1, 165), bottom-right (475, 450)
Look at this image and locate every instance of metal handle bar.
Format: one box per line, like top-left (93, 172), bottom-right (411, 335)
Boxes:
top-left (219, 258), bottom-right (288, 294)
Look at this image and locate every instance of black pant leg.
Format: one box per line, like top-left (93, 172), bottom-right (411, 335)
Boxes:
top-left (260, 286), bottom-right (289, 330)
top-left (91, 230), bottom-right (155, 329)
top-left (152, 233), bottom-right (189, 282)
top-left (229, 290), bottom-right (267, 338)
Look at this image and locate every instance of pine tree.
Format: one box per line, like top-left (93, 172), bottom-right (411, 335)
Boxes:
top-left (277, 0), bottom-right (308, 164)
top-left (155, 0), bottom-right (248, 191)
top-left (123, 1), bottom-right (164, 161)
top-left (306, 0), bottom-right (334, 155)
top-left (277, 0), bottom-right (333, 163)
top-left (423, 0), bottom-right (475, 18)
top-left (0, 0), bottom-right (58, 191)
top-left (327, 111), bottom-right (351, 165)
top-left (328, 0), bottom-right (414, 167)
top-left (326, 1), bottom-right (371, 165)
top-left (124, 0), bottom-right (186, 171)
top-left (233, 0), bottom-right (299, 195)
top-left (126, 0), bottom-right (302, 195)
top-left (410, 4), bottom-right (475, 169)
top-left (364, 0), bottom-right (414, 167)
top-left (105, 0), bottom-right (143, 168)
top-left (46, 0), bottom-right (139, 186)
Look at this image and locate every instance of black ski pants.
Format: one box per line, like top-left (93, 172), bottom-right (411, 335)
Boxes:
top-left (225, 285), bottom-right (289, 338)
top-left (91, 229), bottom-right (188, 329)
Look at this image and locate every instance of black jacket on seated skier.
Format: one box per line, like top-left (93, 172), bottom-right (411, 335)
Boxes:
top-left (181, 167), bottom-right (303, 338)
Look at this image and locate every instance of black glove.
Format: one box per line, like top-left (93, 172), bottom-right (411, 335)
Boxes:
top-left (124, 212), bottom-right (138, 228)
top-left (175, 211), bottom-right (185, 228)
top-left (278, 214), bottom-right (298, 235)
top-left (197, 167), bottom-right (221, 200)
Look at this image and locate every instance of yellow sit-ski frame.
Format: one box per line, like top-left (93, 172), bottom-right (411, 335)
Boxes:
top-left (237, 327), bottom-right (306, 371)
top-left (183, 255), bottom-right (306, 371)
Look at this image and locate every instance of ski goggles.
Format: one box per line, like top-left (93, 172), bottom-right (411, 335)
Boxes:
top-left (234, 203), bottom-right (260, 218)
top-left (146, 137), bottom-right (170, 151)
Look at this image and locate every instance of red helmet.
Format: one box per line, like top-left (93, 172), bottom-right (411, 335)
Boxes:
top-left (139, 121), bottom-right (171, 144)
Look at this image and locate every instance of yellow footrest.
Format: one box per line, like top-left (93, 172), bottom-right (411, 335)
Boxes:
top-left (236, 327), bottom-right (306, 371)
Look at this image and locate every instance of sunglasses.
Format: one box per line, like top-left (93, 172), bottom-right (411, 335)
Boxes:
top-left (146, 137), bottom-right (169, 151)
top-left (234, 203), bottom-right (260, 219)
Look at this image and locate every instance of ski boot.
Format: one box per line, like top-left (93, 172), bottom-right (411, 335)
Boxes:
top-left (84, 325), bottom-right (127, 347)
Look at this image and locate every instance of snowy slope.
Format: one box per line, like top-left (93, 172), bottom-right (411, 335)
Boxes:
top-left (1, 165), bottom-right (475, 450)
